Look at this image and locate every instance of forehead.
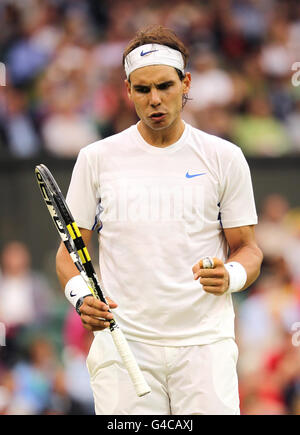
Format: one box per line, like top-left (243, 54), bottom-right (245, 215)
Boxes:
top-left (129, 65), bottom-right (179, 85)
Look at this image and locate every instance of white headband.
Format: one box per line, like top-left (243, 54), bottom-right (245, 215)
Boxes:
top-left (124, 43), bottom-right (185, 79)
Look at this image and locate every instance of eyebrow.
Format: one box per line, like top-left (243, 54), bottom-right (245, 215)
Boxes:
top-left (133, 80), bottom-right (175, 90)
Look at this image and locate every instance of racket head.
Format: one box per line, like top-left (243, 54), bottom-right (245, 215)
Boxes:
top-left (35, 164), bottom-right (99, 298)
top-left (35, 164), bottom-right (73, 244)
top-left (35, 164), bottom-right (74, 225)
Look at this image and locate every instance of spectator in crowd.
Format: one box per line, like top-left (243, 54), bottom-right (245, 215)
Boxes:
top-left (255, 194), bottom-right (300, 284)
top-left (188, 50), bottom-right (234, 111)
top-left (238, 325), bottom-right (300, 415)
top-left (2, 87), bottom-right (40, 157)
top-left (0, 334), bottom-right (93, 415)
top-left (0, 241), bottom-right (55, 364)
top-left (260, 17), bottom-right (296, 79)
top-left (255, 194), bottom-right (292, 260)
top-left (5, 337), bottom-right (59, 414)
top-left (285, 98), bottom-right (300, 152)
top-left (41, 85), bottom-right (99, 158)
top-left (230, 94), bottom-right (291, 156)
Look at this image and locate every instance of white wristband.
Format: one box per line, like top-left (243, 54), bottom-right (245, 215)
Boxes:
top-left (224, 262), bottom-right (247, 293)
top-left (65, 275), bottom-right (92, 309)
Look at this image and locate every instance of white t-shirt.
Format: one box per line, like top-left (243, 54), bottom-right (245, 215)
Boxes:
top-left (66, 122), bottom-right (257, 346)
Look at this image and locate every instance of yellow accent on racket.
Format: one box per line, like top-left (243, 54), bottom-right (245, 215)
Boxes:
top-left (67, 224), bottom-right (76, 240)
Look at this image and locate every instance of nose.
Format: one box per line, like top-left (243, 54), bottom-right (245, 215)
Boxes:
top-left (149, 88), bottom-right (161, 107)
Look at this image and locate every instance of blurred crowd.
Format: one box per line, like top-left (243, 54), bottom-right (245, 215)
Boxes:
top-left (235, 194), bottom-right (300, 415)
top-left (0, 0), bottom-right (300, 416)
top-left (0, 241), bottom-right (95, 414)
top-left (0, 0), bottom-right (300, 158)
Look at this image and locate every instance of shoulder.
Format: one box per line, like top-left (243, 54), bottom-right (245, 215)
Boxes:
top-left (188, 123), bottom-right (242, 158)
top-left (186, 124), bottom-right (246, 180)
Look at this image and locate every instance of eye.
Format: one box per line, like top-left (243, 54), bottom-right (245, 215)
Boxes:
top-left (135, 86), bottom-right (150, 93)
top-left (157, 82), bottom-right (173, 90)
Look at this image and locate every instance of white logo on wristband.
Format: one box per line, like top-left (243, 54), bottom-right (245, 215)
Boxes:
top-left (224, 262), bottom-right (247, 293)
top-left (65, 275), bottom-right (92, 308)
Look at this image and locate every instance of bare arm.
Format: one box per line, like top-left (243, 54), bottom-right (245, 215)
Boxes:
top-left (223, 225), bottom-right (263, 290)
top-left (192, 225), bottom-right (263, 295)
top-left (56, 227), bottom-right (117, 330)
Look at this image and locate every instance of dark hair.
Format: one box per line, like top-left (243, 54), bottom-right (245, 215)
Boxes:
top-left (123, 25), bottom-right (190, 107)
top-left (123, 24), bottom-right (189, 68)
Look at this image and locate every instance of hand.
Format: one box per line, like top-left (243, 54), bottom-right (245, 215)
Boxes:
top-left (192, 257), bottom-right (230, 296)
top-left (79, 296), bottom-right (118, 331)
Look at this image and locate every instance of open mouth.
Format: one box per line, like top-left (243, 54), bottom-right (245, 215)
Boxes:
top-left (150, 112), bottom-right (166, 121)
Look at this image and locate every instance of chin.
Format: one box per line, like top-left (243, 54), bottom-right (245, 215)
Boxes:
top-left (146, 118), bottom-right (174, 131)
top-left (149, 123), bottom-right (169, 131)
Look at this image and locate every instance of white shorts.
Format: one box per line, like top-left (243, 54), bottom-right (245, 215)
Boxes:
top-left (86, 330), bottom-right (240, 415)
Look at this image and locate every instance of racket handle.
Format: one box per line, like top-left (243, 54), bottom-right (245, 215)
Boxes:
top-left (110, 327), bottom-right (151, 397)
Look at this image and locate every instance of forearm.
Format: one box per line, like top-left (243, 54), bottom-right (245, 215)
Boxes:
top-left (56, 227), bottom-right (94, 290)
top-left (56, 242), bottom-right (80, 290)
top-left (226, 242), bottom-right (263, 291)
top-left (222, 225), bottom-right (263, 292)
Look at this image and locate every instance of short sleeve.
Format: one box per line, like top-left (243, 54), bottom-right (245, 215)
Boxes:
top-left (66, 149), bottom-right (99, 230)
top-left (219, 147), bottom-right (258, 228)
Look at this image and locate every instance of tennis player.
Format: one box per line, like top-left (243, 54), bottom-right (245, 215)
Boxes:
top-left (56, 25), bottom-right (263, 415)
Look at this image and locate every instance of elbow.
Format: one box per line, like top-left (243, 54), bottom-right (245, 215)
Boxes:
top-left (253, 245), bottom-right (264, 282)
top-left (257, 245), bottom-right (264, 270)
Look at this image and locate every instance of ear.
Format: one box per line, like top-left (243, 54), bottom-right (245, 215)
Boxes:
top-left (182, 72), bottom-right (191, 94)
top-left (125, 79), bottom-right (132, 100)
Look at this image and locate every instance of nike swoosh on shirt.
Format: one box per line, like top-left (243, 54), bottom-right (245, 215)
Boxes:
top-left (140, 49), bottom-right (159, 56)
top-left (185, 172), bottom-right (206, 178)
top-left (70, 291), bottom-right (77, 297)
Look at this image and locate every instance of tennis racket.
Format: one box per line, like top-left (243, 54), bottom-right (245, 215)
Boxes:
top-left (35, 164), bottom-right (151, 397)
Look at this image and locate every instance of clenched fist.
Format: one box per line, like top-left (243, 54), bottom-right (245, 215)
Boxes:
top-left (79, 296), bottom-right (118, 331)
top-left (192, 257), bottom-right (230, 296)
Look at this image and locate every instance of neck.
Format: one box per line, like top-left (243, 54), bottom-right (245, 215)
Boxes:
top-left (137, 117), bottom-right (185, 148)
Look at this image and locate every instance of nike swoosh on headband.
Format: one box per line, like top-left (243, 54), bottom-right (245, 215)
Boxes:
top-left (125, 44), bottom-right (184, 78)
top-left (185, 172), bottom-right (206, 178)
top-left (140, 49), bottom-right (159, 56)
